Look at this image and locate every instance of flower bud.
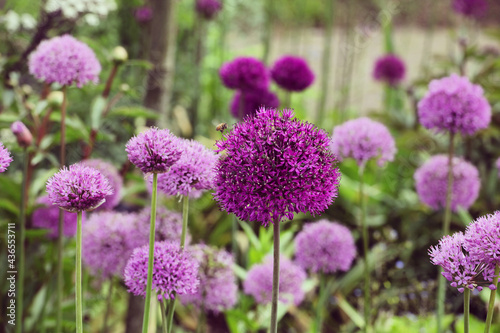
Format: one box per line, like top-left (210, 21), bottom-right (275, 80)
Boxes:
top-left (112, 46), bottom-right (128, 64)
top-left (119, 83), bottom-right (130, 93)
top-left (47, 91), bottom-right (64, 109)
top-left (11, 121), bottom-right (32, 147)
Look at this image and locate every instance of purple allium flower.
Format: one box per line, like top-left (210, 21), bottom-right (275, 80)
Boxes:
top-left (0, 142), bottom-right (12, 173)
top-left (11, 121), bottom-right (32, 147)
top-left (453, 0), bottom-right (488, 18)
top-left (134, 6), bottom-right (153, 22)
top-left (123, 241), bottom-right (199, 301)
top-left (46, 163), bottom-right (113, 212)
top-left (196, 0), bottom-right (222, 19)
top-left (83, 211), bottom-right (141, 279)
top-left (28, 35), bottom-right (101, 88)
top-left (372, 54), bottom-right (406, 86)
top-left (496, 157), bottom-right (500, 178)
top-left (294, 220), bottom-right (356, 274)
top-left (214, 108), bottom-right (340, 226)
top-left (464, 212), bottom-right (500, 269)
top-left (219, 57), bottom-right (269, 92)
top-left (270, 55), bottom-right (315, 92)
top-left (429, 232), bottom-right (496, 292)
top-left (125, 127), bottom-right (182, 174)
top-left (244, 256), bottom-right (306, 305)
top-left (137, 206), bottom-right (191, 244)
top-left (330, 117), bottom-right (396, 167)
top-left (418, 74), bottom-right (491, 136)
top-left (80, 159), bottom-right (122, 210)
top-left (414, 155), bottom-right (480, 212)
top-left (230, 89), bottom-right (280, 119)
top-left (146, 139), bottom-right (217, 198)
top-left (31, 195), bottom-right (84, 238)
top-left (180, 244), bottom-right (237, 313)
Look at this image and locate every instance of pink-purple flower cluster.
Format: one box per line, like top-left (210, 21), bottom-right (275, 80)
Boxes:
top-left (270, 55), bottom-right (315, 92)
top-left (452, 0), bottom-right (488, 18)
top-left (0, 142), bottom-right (12, 173)
top-left (214, 108), bottom-right (340, 226)
top-left (28, 35), bottom-right (101, 88)
top-left (244, 256), bottom-right (306, 306)
top-left (137, 206), bottom-right (191, 244)
top-left (294, 220), bottom-right (356, 274)
top-left (219, 57), bottom-right (269, 92)
top-left (414, 155), bottom-right (480, 212)
top-left (330, 117), bottom-right (396, 167)
top-left (230, 89), bottom-right (280, 119)
top-left (372, 54), bottom-right (406, 86)
top-left (464, 212), bottom-right (500, 267)
top-left (418, 74), bottom-right (491, 135)
top-left (31, 195), bottom-right (83, 238)
top-left (80, 159), bottom-right (122, 210)
top-left (195, 0), bottom-right (222, 20)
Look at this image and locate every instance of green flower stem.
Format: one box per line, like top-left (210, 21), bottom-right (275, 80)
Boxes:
top-left (316, 0), bottom-right (334, 124)
top-left (142, 172), bottom-right (158, 333)
top-left (464, 288), bottom-right (470, 333)
top-left (284, 91), bottom-right (291, 109)
top-left (16, 147), bottom-right (28, 333)
top-left (485, 264), bottom-right (500, 333)
top-left (196, 306), bottom-right (206, 333)
top-left (181, 195), bottom-right (189, 249)
top-left (231, 215), bottom-right (238, 263)
top-left (76, 211), bottom-right (83, 333)
top-left (314, 273), bottom-right (328, 332)
top-left (160, 300), bottom-right (168, 333)
top-left (359, 165), bottom-right (370, 333)
top-left (102, 279), bottom-right (114, 333)
top-left (166, 298), bottom-right (175, 333)
top-left (270, 219), bottom-right (281, 333)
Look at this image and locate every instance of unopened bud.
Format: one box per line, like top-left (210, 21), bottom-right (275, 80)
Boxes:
top-left (112, 46), bottom-right (128, 64)
top-left (119, 83), bottom-right (130, 92)
top-left (11, 121), bottom-right (32, 147)
top-left (47, 91), bottom-right (64, 109)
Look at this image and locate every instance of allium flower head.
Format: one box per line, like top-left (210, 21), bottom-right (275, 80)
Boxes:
top-left (418, 74), bottom-right (491, 135)
top-left (330, 117), bottom-right (396, 167)
top-left (373, 54), bottom-right (406, 86)
top-left (414, 155), bottom-right (480, 212)
top-left (270, 55), bottom-right (315, 92)
top-left (214, 108), bottom-right (340, 226)
top-left (453, 0), bottom-right (488, 18)
top-left (11, 121), bottom-right (32, 147)
top-left (230, 89), bottom-right (280, 119)
top-left (124, 241), bottom-right (199, 301)
top-left (244, 256), bottom-right (306, 305)
top-left (147, 139), bottom-right (217, 198)
top-left (31, 195), bottom-right (84, 238)
top-left (28, 35), bottom-right (101, 87)
top-left (0, 142), bottom-right (12, 173)
top-left (219, 57), bottom-right (269, 91)
top-left (464, 212), bottom-right (500, 267)
top-left (80, 159), bottom-right (122, 210)
top-left (134, 6), bottom-right (153, 22)
top-left (46, 163), bottom-right (113, 212)
top-left (429, 232), bottom-right (496, 292)
top-left (196, 0), bottom-right (222, 19)
top-left (83, 211), bottom-right (141, 279)
top-left (180, 245), bottom-right (237, 312)
top-left (137, 207), bottom-right (191, 244)
top-left (126, 127), bottom-right (182, 174)
top-left (294, 220), bottom-right (356, 274)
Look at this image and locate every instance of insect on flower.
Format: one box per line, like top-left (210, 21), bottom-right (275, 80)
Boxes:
top-left (216, 123), bottom-right (228, 133)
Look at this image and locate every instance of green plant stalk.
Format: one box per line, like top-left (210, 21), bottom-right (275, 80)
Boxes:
top-left (261, 0), bottom-right (272, 65)
top-left (270, 219), bottom-right (280, 333)
top-left (102, 279), bottom-right (114, 333)
top-left (231, 215), bottom-right (238, 264)
top-left (485, 264), bottom-right (500, 333)
top-left (314, 273), bottom-right (328, 332)
top-left (464, 288), bottom-right (470, 333)
top-left (196, 306), bottom-right (206, 333)
top-left (166, 298), bottom-right (175, 333)
top-left (316, 0), bottom-right (334, 124)
top-left (76, 211), bottom-right (83, 333)
top-left (359, 165), bottom-right (370, 333)
top-left (160, 299), bottom-right (168, 333)
top-left (284, 91), bottom-right (291, 109)
top-left (16, 147), bottom-right (28, 333)
top-left (142, 173), bottom-right (158, 333)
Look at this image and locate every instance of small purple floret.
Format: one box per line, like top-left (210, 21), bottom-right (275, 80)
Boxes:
top-left (0, 142), bottom-right (12, 173)
top-left (270, 55), bottom-right (315, 92)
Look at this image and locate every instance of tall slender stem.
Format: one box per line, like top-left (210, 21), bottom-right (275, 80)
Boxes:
top-left (359, 165), bottom-right (370, 333)
top-left (231, 215), bottom-right (238, 263)
top-left (160, 300), bottom-right (168, 333)
top-left (142, 173), bottom-right (158, 333)
top-left (196, 307), bottom-right (206, 333)
top-left (284, 91), bottom-right (291, 109)
top-left (261, 0), bottom-right (272, 65)
top-left (102, 279), bottom-right (114, 333)
top-left (16, 148), bottom-right (28, 333)
top-left (270, 219), bottom-right (280, 333)
top-left (316, 0), bottom-right (334, 124)
top-left (485, 264), bottom-right (500, 333)
top-left (166, 298), bottom-right (175, 333)
top-left (76, 211), bottom-right (83, 333)
top-left (181, 195), bottom-right (189, 249)
top-left (314, 273), bottom-right (328, 332)
top-left (464, 288), bottom-right (470, 333)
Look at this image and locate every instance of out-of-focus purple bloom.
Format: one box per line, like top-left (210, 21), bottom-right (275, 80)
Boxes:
top-left (294, 220), bottom-right (356, 274)
top-left (80, 159), bottom-right (122, 210)
top-left (123, 241), bottom-right (199, 301)
top-left (83, 211), bottom-right (141, 279)
top-left (453, 0), bottom-right (488, 18)
top-left (196, 0), bottom-right (222, 19)
top-left (11, 121), bottom-right (32, 147)
top-left (373, 54), bottom-right (406, 86)
top-left (496, 158), bottom-right (500, 178)
top-left (0, 142), bottom-right (12, 173)
top-left (214, 108), bottom-right (340, 226)
top-left (230, 89), bottom-right (280, 119)
top-left (414, 155), bottom-right (480, 212)
top-left (125, 127), bottom-right (182, 174)
top-left (137, 206), bottom-right (191, 245)
top-left (244, 256), bottom-right (306, 305)
top-left (180, 244), bottom-right (237, 313)
top-left (134, 6), bottom-right (153, 22)
top-left (464, 212), bottom-right (500, 268)
top-left (418, 74), bottom-right (491, 135)
top-left (28, 35), bottom-right (101, 88)
top-left (219, 57), bottom-right (269, 92)
top-left (429, 232), bottom-right (496, 292)
top-left (270, 55), bottom-right (315, 92)
top-left (330, 117), bottom-right (396, 167)
top-left (46, 163), bottom-right (113, 212)
top-left (31, 195), bottom-right (84, 238)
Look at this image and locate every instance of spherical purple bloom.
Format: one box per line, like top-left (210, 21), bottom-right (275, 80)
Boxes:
top-left (125, 127), bottom-right (182, 174)
top-left (134, 6), bottom-right (153, 22)
top-left (83, 211), bottom-right (141, 279)
top-left (414, 155), bottom-right (480, 212)
top-left (330, 117), bottom-right (396, 167)
top-left (219, 57), bottom-right (269, 92)
top-left (372, 54), bottom-right (406, 86)
top-left (123, 241), bottom-right (199, 301)
top-left (46, 163), bottom-right (113, 212)
top-left (31, 195), bottom-right (84, 238)
top-left (270, 55), bottom-right (315, 92)
top-left (196, 0), bottom-right (222, 19)
top-left (244, 256), bottom-right (306, 306)
top-left (28, 34), bottom-right (101, 88)
top-left (214, 108), bottom-right (340, 226)
top-left (230, 89), bottom-right (280, 119)
top-left (180, 245), bottom-right (237, 313)
top-left (80, 159), bottom-right (122, 210)
top-left (146, 139), bottom-right (217, 198)
top-left (418, 74), bottom-right (491, 135)
top-left (429, 232), bottom-right (496, 292)
top-left (294, 220), bottom-right (356, 274)
top-left (453, 0), bottom-right (488, 18)
top-left (464, 212), bottom-right (500, 268)
top-left (137, 206), bottom-right (191, 245)
top-left (11, 121), bottom-right (32, 147)
top-left (0, 142), bottom-right (12, 173)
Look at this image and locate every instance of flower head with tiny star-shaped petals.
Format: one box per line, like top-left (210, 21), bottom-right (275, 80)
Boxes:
top-left (464, 211), bottom-right (500, 268)
top-left (0, 142), bottom-right (12, 173)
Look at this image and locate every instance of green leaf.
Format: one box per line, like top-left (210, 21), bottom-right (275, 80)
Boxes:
top-left (90, 95), bottom-right (107, 130)
top-left (34, 100), bottom-right (49, 116)
top-left (237, 219), bottom-right (261, 251)
top-left (0, 198), bottom-right (19, 215)
top-left (107, 106), bottom-right (159, 119)
top-left (337, 295), bottom-right (364, 328)
top-left (232, 263), bottom-right (247, 280)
